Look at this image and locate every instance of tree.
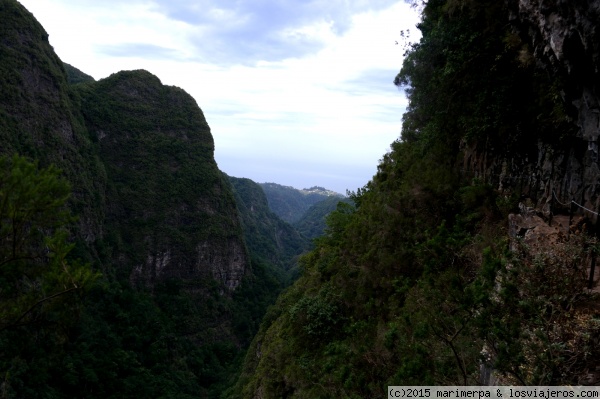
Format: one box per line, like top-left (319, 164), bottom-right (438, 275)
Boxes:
top-left (0, 154), bottom-right (97, 332)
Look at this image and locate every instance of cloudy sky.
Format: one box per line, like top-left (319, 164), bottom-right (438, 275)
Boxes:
top-left (19, 0), bottom-right (421, 194)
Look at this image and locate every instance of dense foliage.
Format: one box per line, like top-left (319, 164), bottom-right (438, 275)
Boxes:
top-left (75, 69), bottom-right (244, 285)
top-left (0, 155), bottom-right (283, 398)
top-left (3, 0), bottom-right (599, 397)
top-left (63, 62), bottom-right (95, 85)
top-left (259, 183), bottom-right (343, 224)
top-left (231, 0), bottom-right (600, 396)
top-left (0, 0), bottom-right (107, 246)
top-left (0, 155), bottom-right (99, 398)
top-left (0, 1), bottom-right (305, 397)
top-left (292, 196), bottom-right (354, 240)
top-left (229, 176), bottom-right (309, 277)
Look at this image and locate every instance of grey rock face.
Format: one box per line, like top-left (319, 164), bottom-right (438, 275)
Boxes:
top-left (518, 0), bottom-right (600, 218)
top-left (80, 70), bottom-right (250, 292)
top-left (197, 238), bottom-right (248, 291)
top-left (0, 26), bottom-right (251, 293)
top-left (465, 0), bottom-right (600, 221)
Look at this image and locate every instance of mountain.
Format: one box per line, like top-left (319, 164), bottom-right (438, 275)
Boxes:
top-left (230, 0), bottom-right (600, 396)
top-left (0, 0), bottom-right (249, 292)
top-left (0, 0), bottom-right (107, 251)
top-left (228, 176), bottom-right (309, 277)
top-left (5, 0), bottom-right (600, 396)
top-left (0, 1), bottom-right (286, 397)
top-left (76, 69), bottom-right (248, 290)
top-left (259, 182), bottom-right (344, 223)
top-left (64, 62), bottom-right (95, 84)
top-left (292, 196), bottom-right (354, 240)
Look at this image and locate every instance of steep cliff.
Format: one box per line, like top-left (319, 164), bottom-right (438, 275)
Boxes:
top-left (0, 0), bottom-right (249, 293)
top-left (231, 0), bottom-right (600, 396)
top-left (77, 70), bottom-right (248, 290)
top-left (463, 0), bottom-right (600, 222)
top-left (229, 176), bottom-right (309, 275)
top-left (0, 0), bottom-right (106, 247)
top-left (519, 0), bottom-right (600, 219)
top-left (0, 1), bottom-right (272, 396)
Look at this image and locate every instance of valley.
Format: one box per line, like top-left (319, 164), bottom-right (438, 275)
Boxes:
top-left (2, 0), bottom-right (600, 397)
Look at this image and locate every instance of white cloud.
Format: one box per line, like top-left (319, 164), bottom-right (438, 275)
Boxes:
top-left (18, 0), bottom-right (420, 194)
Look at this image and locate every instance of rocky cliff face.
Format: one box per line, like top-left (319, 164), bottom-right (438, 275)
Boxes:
top-left (0, 0), bottom-right (249, 292)
top-left (517, 0), bottom-right (600, 217)
top-left (77, 70), bottom-right (249, 290)
top-left (464, 0), bottom-right (600, 222)
top-left (0, 0), bottom-right (106, 246)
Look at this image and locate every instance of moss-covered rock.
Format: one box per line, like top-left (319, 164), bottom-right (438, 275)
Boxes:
top-left (77, 69), bottom-right (249, 289)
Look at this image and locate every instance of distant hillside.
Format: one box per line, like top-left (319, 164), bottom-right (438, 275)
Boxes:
top-left (259, 183), bottom-right (344, 223)
top-left (63, 62), bottom-right (95, 84)
top-left (293, 196), bottom-right (354, 240)
top-left (0, 1), bottom-right (294, 396)
top-left (229, 176), bottom-right (309, 276)
top-left (231, 0), bottom-right (600, 396)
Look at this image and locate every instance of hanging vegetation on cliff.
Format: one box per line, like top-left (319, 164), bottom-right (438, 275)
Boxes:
top-left (230, 0), bottom-right (600, 397)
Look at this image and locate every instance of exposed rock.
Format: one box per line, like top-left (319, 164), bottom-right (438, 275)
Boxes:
top-left (464, 0), bottom-right (600, 224)
top-left (508, 209), bottom-right (565, 252)
top-left (516, 0), bottom-right (600, 69)
top-left (78, 70), bottom-right (250, 292)
top-left (0, 0), bottom-right (106, 246)
top-left (198, 238), bottom-right (248, 291)
top-left (523, 0), bottom-right (600, 223)
top-left (1, 1), bottom-right (249, 293)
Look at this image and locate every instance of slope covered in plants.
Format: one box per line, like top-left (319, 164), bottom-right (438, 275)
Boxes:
top-left (231, 0), bottom-right (600, 396)
top-left (0, 1), bottom-right (296, 397)
top-left (260, 183), bottom-right (343, 224)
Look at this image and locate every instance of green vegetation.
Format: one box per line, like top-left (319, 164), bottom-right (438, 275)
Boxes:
top-left (0, 0), bottom-right (105, 212)
top-left (293, 196), bottom-right (354, 240)
top-left (63, 62), bottom-right (95, 84)
top-left (231, 0), bottom-right (600, 396)
top-left (65, 69), bottom-right (288, 397)
top-left (260, 183), bottom-right (343, 224)
top-left (75, 69), bottom-right (243, 285)
top-left (0, 1), bottom-right (302, 396)
top-left (0, 155), bottom-right (98, 397)
top-left (229, 176), bottom-right (309, 277)
top-left (2, 0), bottom-right (599, 397)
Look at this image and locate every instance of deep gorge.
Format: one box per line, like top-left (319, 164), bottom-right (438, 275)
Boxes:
top-left (1, 0), bottom-right (600, 397)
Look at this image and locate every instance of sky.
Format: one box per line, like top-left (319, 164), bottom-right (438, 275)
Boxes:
top-left (19, 0), bottom-right (421, 194)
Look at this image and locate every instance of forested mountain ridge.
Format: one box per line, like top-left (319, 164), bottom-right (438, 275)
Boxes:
top-left (0, 0), bottom-right (249, 293)
top-left (0, 0), bottom-right (107, 251)
top-left (259, 182), bottom-right (344, 223)
top-left (76, 69), bottom-right (249, 290)
top-left (230, 0), bottom-right (600, 396)
top-left (63, 62), bottom-right (95, 84)
top-left (0, 1), bottom-right (297, 396)
top-left (4, 0), bottom-right (600, 397)
top-left (228, 176), bottom-right (310, 278)
top-left (293, 196), bottom-right (354, 240)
